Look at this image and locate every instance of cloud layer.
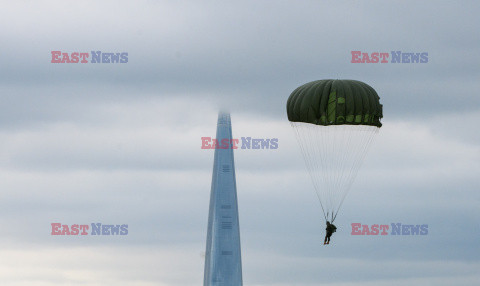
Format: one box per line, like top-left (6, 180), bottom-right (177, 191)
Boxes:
top-left (0, 1), bottom-right (479, 285)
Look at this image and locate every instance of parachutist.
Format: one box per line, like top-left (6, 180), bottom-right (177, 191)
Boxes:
top-left (287, 80), bottom-right (382, 228)
top-left (324, 221), bottom-right (337, 245)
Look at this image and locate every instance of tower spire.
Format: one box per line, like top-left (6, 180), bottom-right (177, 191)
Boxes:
top-left (204, 112), bottom-right (243, 286)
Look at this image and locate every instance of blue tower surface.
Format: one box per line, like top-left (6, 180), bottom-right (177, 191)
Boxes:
top-left (204, 112), bottom-right (243, 286)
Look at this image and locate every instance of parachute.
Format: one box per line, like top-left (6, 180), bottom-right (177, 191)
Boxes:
top-left (287, 79), bottom-right (383, 223)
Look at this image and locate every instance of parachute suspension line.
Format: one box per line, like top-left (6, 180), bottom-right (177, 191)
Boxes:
top-left (330, 125), bottom-right (352, 221)
top-left (310, 123), bottom-right (329, 222)
top-left (292, 122), bottom-right (332, 221)
top-left (329, 126), bottom-right (336, 215)
top-left (317, 125), bottom-right (340, 222)
top-left (303, 123), bottom-right (323, 219)
top-left (332, 126), bottom-right (379, 222)
top-left (332, 126), bottom-right (368, 222)
top-left (291, 122), bottom-right (327, 222)
top-left (328, 126), bottom-right (347, 223)
top-left (332, 125), bottom-right (361, 222)
top-left (331, 126), bottom-right (346, 216)
top-left (303, 123), bottom-right (325, 220)
top-left (315, 124), bottom-right (330, 218)
top-left (291, 122), bottom-right (379, 224)
top-left (320, 125), bottom-right (334, 223)
top-left (293, 122), bottom-right (330, 222)
top-left (321, 126), bottom-right (334, 223)
top-left (316, 124), bottom-right (334, 222)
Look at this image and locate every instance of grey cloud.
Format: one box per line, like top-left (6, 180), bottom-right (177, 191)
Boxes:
top-left (0, 1), bottom-right (479, 285)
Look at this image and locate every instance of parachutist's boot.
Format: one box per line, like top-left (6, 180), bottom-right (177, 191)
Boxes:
top-left (326, 241), bottom-right (329, 245)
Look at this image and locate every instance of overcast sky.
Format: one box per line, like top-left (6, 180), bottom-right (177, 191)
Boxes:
top-left (0, 1), bottom-right (479, 285)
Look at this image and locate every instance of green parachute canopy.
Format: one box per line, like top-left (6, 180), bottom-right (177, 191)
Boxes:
top-left (287, 79), bottom-right (383, 223)
top-left (287, 79), bottom-right (383, 127)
